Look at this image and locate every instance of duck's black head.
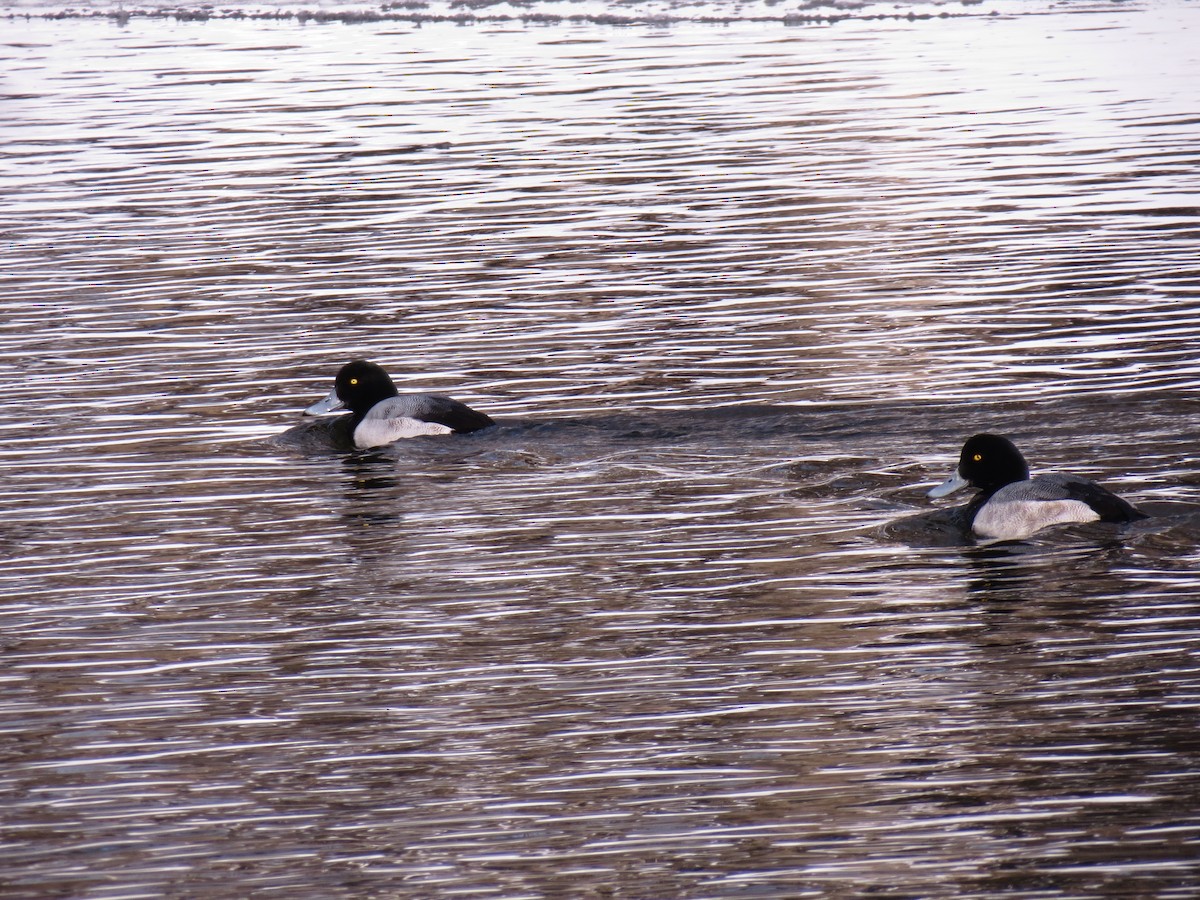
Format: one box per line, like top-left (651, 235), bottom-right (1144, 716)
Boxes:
top-left (333, 360), bottom-right (400, 417)
top-left (305, 359), bottom-right (401, 422)
top-left (956, 433), bottom-right (1030, 493)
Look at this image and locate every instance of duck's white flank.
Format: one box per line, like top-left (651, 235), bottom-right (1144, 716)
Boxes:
top-left (972, 496), bottom-right (1100, 541)
top-left (354, 417), bottom-right (454, 448)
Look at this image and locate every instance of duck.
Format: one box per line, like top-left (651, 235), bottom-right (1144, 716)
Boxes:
top-left (927, 433), bottom-right (1146, 541)
top-left (303, 360), bottom-right (494, 449)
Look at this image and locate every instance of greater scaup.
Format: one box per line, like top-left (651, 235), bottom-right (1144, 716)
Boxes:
top-left (928, 433), bottom-right (1146, 541)
top-left (304, 360), bottom-right (494, 449)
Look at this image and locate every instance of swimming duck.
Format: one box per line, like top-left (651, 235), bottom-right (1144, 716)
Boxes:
top-left (928, 433), bottom-right (1145, 541)
top-left (304, 360), bottom-right (494, 449)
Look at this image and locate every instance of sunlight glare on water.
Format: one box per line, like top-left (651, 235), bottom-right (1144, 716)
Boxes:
top-left (2, 2), bottom-right (1200, 897)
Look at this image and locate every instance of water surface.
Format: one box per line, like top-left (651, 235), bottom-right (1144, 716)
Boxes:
top-left (3, 2), bottom-right (1200, 897)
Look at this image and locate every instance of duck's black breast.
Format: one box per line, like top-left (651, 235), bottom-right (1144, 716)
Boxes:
top-left (271, 413), bottom-right (358, 453)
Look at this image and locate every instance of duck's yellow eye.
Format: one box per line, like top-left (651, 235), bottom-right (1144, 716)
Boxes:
top-left (972, 453), bottom-right (983, 462)
top-left (349, 378), bottom-right (358, 386)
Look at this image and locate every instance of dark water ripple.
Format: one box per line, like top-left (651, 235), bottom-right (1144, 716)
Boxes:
top-left (3, 3), bottom-right (1200, 898)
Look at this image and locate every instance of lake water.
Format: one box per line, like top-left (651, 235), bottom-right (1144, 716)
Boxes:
top-left (3, 1), bottom-right (1200, 896)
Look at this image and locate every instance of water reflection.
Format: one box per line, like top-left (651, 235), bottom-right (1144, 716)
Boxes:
top-left (336, 451), bottom-right (406, 550)
top-left (963, 538), bottom-right (1132, 604)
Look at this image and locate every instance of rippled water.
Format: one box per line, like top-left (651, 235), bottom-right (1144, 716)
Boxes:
top-left (3, 2), bottom-right (1200, 897)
